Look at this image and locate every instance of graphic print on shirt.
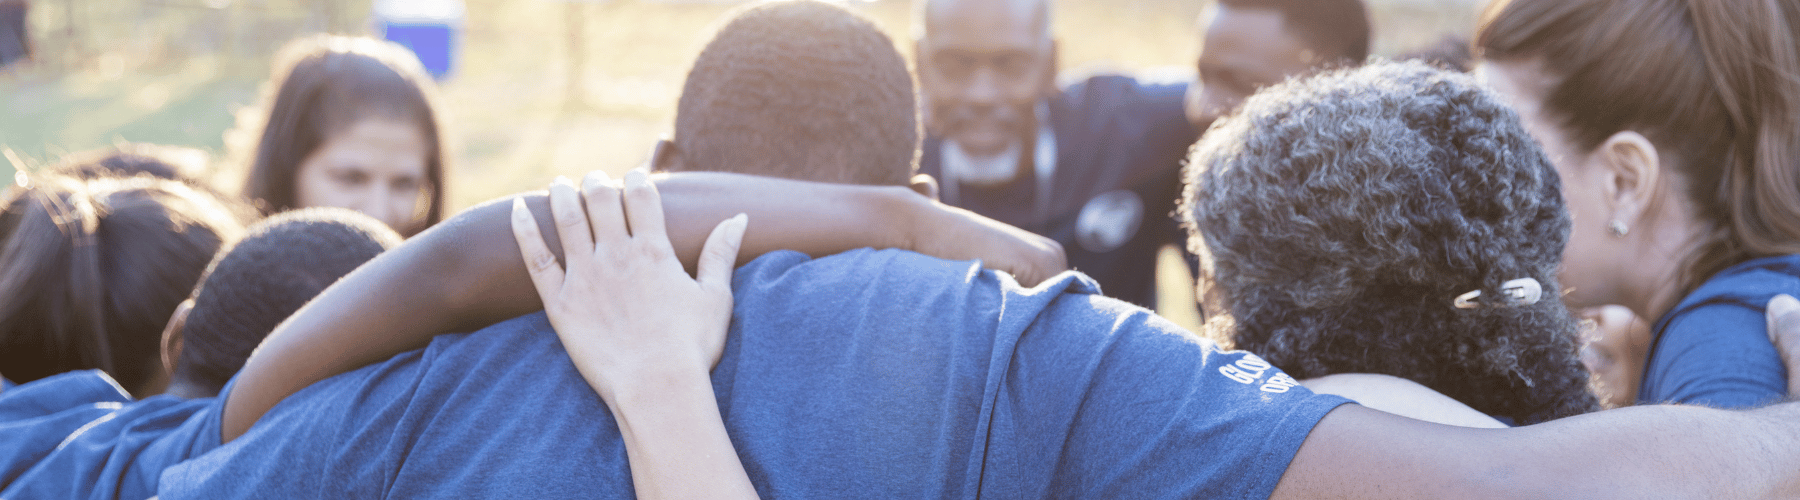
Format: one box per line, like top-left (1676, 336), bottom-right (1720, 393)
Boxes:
top-left (1218, 353), bottom-right (1301, 393)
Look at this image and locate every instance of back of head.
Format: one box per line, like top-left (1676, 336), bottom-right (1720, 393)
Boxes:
top-left (1218, 0), bottom-right (1372, 64)
top-left (670, 0), bottom-right (918, 186)
top-left (175, 207), bottom-right (400, 396)
top-left (1182, 61), bottom-right (1596, 424)
top-left (242, 34), bottom-right (447, 230)
top-left (1476, 0), bottom-right (1800, 292)
top-left (0, 174), bottom-right (245, 394)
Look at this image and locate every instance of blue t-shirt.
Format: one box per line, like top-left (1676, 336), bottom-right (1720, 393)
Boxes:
top-left (0, 370), bottom-right (222, 499)
top-left (160, 249), bottom-right (1347, 498)
top-left (1638, 254), bottom-right (1800, 408)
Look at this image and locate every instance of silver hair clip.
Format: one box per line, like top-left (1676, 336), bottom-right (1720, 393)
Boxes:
top-left (1453, 277), bottom-right (1544, 309)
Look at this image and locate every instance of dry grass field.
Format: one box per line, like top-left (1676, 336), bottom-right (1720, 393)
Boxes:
top-left (0, 0), bottom-right (1481, 331)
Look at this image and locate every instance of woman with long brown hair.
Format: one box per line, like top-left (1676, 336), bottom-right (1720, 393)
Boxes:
top-left (239, 34), bottom-right (448, 237)
top-left (0, 167), bottom-right (246, 397)
top-left (1475, 0), bottom-right (1800, 407)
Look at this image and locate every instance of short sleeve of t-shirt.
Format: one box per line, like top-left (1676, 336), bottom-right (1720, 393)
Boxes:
top-left (1638, 255), bottom-right (1800, 408)
top-left (161, 249), bottom-right (1345, 498)
top-left (0, 369), bottom-right (222, 499)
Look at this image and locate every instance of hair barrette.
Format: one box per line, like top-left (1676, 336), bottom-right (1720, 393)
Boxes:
top-left (1453, 277), bottom-right (1543, 309)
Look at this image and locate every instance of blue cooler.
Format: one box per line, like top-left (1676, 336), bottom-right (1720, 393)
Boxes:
top-left (374, 0), bottom-right (465, 80)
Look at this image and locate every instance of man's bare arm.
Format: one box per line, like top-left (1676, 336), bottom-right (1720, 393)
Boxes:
top-left (1274, 402), bottom-right (1800, 499)
top-left (221, 171), bottom-right (1066, 443)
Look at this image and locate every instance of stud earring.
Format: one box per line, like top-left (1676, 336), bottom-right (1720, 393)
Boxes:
top-left (1607, 220), bottom-right (1629, 237)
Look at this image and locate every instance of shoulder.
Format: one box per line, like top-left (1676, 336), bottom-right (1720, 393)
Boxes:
top-left (0, 370), bottom-right (131, 420)
top-left (1666, 254), bottom-right (1800, 316)
top-left (0, 382), bottom-right (218, 499)
top-left (1058, 72), bottom-right (1191, 108)
top-left (1641, 261), bottom-right (1793, 407)
top-left (992, 293), bottom-right (1351, 497)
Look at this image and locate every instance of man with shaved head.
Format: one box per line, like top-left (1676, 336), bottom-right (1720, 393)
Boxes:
top-left (915, 0), bottom-right (1369, 311)
top-left (915, 0), bottom-right (1195, 310)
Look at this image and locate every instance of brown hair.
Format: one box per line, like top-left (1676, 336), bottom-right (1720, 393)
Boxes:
top-left (1475, 0), bottom-right (1800, 293)
top-left (241, 35), bottom-right (447, 236)
top-left (0, 174), bottom-right (246, 394)
top-left (670, 0), bottom-right (918, 186)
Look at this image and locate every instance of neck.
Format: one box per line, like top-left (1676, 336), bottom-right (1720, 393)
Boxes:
top-left (163, 375), bottom-right (217, 399)
top-left (1623, 217), bottom-right (1717, 322)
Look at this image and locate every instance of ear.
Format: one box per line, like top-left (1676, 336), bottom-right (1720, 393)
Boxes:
top-left (161, 299), bottom-right (192, 378)
top-left (1593, 130), bottom-right (1663, 228)
top-left (650, 139), bottom-right (682, 172)
top-left (909, 174), bottom-right (940, 201)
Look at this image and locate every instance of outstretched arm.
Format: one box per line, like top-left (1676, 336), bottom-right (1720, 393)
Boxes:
top-left (222, 171), bottom-right (1066, 442)
top-left (514, 171), bottom-right (756, 499)
top-left (1273, 402), bottom-right (1800, 499)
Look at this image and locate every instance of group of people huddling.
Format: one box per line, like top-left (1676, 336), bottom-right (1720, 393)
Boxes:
top-left (5, 0), bottom-right (1800, 497)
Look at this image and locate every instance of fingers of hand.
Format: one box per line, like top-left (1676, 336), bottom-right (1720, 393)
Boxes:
top-left (583, 171), bottom-right (627, 244)
top-left (621, 169), bottom-right (669, 244)
top-left (696, 214), bottom-right (749, 292)
top-left (511, 198), bottom-right (564, 299)
top-left (1766, 294), bottom-right (1800, 347)
top-left (548, 176), bottom-right (594, 269)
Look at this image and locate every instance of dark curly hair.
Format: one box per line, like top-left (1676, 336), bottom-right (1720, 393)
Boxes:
top-left (669, 0), bottom-right (918, 186)
top-left (1181, 61), bottom-right (1598, 424)
top-left (173, 207), bottom-right (400, 397)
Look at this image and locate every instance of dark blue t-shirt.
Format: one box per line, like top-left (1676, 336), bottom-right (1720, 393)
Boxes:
top-left (1638, 254), bottom-right (1800, 408)
top-left (160, 249), bottom-right (1346, 498)
top-left (0, 370), bottom-right (222, 499)
top-left (921, 74), bottom-right (1199, 309)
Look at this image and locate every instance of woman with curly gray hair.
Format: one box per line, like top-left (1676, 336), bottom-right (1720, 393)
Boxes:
top-left (1184, 60), bottom-right (1598, 425)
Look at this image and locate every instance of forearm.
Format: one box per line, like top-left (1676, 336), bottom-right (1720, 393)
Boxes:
top-left (222, 172), bottom-right (1004, 442)
top-left (1494, 403), bottom-right (1800, 499)
top-left (1277, 403), bottom-right (1800, 500)
top-left (606, 369), bottom-right (758, 500)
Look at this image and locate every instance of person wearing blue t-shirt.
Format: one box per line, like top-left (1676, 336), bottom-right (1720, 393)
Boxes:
top-left (169, 163), bottom-right (1800, 499)
top-left (0, 208), bottom-right (398, 499)
top-left (171, 63), bottom-right (1800, 499)
top-left (913, 0), bottom-right (1370, 309)
top-left (1477, 0), bottom-right (1800, 409)
top-left (0, 170), bottom-right (1061, 499)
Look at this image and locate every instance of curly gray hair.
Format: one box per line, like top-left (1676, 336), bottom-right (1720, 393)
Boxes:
top-left (1181, 60), bottom-right (1597, 424)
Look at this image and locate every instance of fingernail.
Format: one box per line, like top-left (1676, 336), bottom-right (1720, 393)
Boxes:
top-left (554, 175), bottom-right (574, 187)
top-left (730, 213), bottom-right (749, 240)
top-left (511, 198), bottom-right (527, 219)
top-left (627, 169), bottom-right (650, 187)
top-left (1773, 294), bottom-right (1800, 313)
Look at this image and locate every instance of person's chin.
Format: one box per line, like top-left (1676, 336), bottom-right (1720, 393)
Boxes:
top-left (952, 129), bottom-right (1020, 158)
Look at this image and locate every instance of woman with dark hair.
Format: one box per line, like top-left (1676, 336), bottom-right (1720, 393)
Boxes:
top-left (1183, 60), bottom-right (1598, 425)
top-left (239, 34), bottom-right (447, 237)
top-left (0, 171), bottom-right (246, 397)
top-left (1475, 0), bottom-right (1800, 408)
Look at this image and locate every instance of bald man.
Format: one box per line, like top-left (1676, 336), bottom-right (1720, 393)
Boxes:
top-left (914, 0), bottom-right (1368, 310)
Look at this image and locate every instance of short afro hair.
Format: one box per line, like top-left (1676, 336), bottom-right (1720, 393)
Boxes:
top-left (1182, 61), bottom-right (1598, 424)
top-left (174, 207), bottom-right (400, 396)
top-left (670, 0), bottom-right (919, 186)
top-left (1219, 0), bottom-right (1371, 64)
